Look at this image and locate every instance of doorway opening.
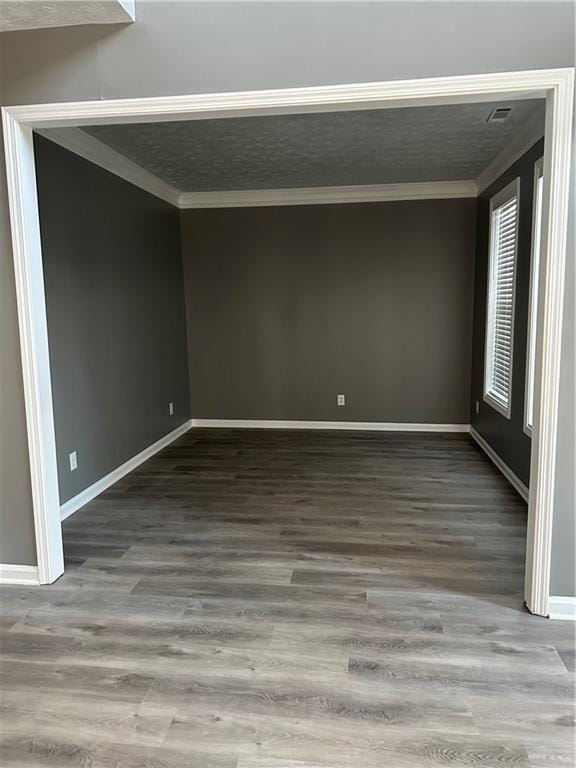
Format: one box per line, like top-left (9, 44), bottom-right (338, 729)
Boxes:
top-left (2, 69), bottom-right (574, 617)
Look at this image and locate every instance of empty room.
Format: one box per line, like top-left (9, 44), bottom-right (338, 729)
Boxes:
top-left (1, 4), bottom-right (574, 768)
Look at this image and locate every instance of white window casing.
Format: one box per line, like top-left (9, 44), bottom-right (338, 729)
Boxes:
top-left (524, 158), bottom-right (544, 436)
top-left (484, 177), bottom-right (521, 418)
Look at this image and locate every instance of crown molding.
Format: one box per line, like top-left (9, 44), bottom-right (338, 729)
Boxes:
top-left (475, 106), bottom-right (546, 194)
top-left (178, 181), bottom-right (478, 209)
top-left (35, 130), bottom-right (478, 208)
top-left (34, 97), bottom-right (546, 209)
top-left (36, 128), bottom-right (181, 208)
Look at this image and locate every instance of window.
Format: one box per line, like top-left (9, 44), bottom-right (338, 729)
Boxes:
top-left (484, 178), bottom-right (520, 418)
top-left (525, 158), bottom-right (544, 435)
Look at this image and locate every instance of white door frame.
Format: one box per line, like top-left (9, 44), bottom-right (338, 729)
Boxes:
top-left (2, 68), bottom-right (574, 616)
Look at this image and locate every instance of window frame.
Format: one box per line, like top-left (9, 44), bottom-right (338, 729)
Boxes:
top-left (524, 157), bottom-right (544, 437)
top-left (483, 177), bottom-right (521, 419)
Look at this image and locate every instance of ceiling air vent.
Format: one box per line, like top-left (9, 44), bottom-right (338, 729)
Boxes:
top-left (487, 106), bottom-right (513, 123)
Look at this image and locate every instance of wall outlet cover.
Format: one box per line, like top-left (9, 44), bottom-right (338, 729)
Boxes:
top-left (169, 402), bottom-right (174, 416)
top-left (337, 394), bottom-right (346, 406)
top-left (69, 451), bottom-right (78, 471)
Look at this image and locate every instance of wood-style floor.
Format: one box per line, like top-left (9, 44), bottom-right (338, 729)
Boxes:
top-left (1, 429), bottom-right (574, 768)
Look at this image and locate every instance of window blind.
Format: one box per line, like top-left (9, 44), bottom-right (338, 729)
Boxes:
top-left (485, 181), bottom-right (520, 416)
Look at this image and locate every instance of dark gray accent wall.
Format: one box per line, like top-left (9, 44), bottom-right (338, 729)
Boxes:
top-left (181, 200), bottom-right (477, 423)
top-left (35, 135), bottom-right (190, 505)
top-left (470, 139), bottom-right (544, 487)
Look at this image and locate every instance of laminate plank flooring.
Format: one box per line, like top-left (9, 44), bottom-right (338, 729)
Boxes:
top-left (1, 429), bottom-right (574, 767)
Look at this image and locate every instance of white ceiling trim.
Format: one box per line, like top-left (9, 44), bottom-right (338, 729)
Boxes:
top-left (475, 106), bottom-right (545, 194)
top-left (37, 129), bottom-right (478, 207)
top-left (178, 181), bottom-right (478, 209)
top-left (36, 127), bottom-right (181, 208)
top-left (40, 108), bottom-right (544, 210)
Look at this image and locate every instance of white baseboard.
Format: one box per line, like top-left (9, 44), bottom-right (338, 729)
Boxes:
top-left (190, 419), bottom-right (470, 433)
top-left (60, 419), bottom-right (193, 521)
top-left (549, 596), bottom-right (576, 621)
top-left (0, 564), bottom-right (40, 585)
top-left (469, 426), bottom-right (529, 501)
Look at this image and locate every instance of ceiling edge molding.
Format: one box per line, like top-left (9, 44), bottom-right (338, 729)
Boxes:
top-left (178, 181), bottom-right (478, 209)
top-left (36, 128), bottom-right (181, 208)
top-left (37, 128), bottom-right (480, 209)
top-left (475, 106), bottom-right (546, 194)
top-left (0, 0), bottom-right (135, 32)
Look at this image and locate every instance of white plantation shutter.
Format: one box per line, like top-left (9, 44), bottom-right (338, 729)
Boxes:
top-left (484, 178), bottom-right (520, 417)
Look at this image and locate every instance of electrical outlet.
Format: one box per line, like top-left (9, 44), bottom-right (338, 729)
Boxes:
top-left (69, 451), bottom-right (78, 472)
top-left (169, 402), bottom-right (174, 416)
top-left (337, 394), bottom-right (346, 407)
top-left (475, 400), bottom-right (480, 415)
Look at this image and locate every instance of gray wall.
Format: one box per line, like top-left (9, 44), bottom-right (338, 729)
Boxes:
top-left (1, 35), bottom-right (37, 564)
top-left (0, 2), bottom-right (574, 591)
top-left (0, 128), bottom-right (37, 566)
top-left (182, 201), bottom-right (476, 423)
top-left (470, 140), bottom-right (544, 487)
top-left (2, 2), bottom-right (573, 103)
top-left (35, 135), bottom-right (190, 505)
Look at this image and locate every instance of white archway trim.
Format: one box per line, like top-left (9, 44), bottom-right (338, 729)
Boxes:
top-left (2, 69), bottom-right (573, 616)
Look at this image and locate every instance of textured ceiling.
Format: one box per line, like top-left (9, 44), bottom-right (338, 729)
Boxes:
top-left (0, 1), bottom-right (134, 32)
top-left (83, 100), bottom-right (544, 192)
